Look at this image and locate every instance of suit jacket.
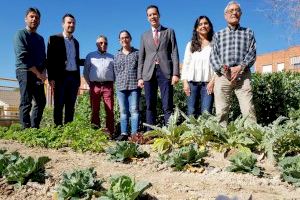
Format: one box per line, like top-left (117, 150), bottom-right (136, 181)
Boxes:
top-left (138, 26), bottom-right (179, 81)
top-left (46, 34), bottom-right (82, 83)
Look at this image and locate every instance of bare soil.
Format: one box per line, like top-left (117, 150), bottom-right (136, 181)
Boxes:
top-left (0, 139), bottom-right (299, 200)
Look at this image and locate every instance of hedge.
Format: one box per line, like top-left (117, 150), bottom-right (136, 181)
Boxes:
top-left (40, 72), bottom-right (300, 131)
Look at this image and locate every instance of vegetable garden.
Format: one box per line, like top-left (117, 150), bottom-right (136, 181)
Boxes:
top-left (0, 72), bottom-right (299, 199)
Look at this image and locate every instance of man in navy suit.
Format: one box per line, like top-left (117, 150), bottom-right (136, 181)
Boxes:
top-left (138, 5), bottom-right (180, 131)
top-left (47, 14), bottom-right (82, 126)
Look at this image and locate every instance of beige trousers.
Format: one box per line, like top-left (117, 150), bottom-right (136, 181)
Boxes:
top-left (214, 71), bottom-right (256, 126)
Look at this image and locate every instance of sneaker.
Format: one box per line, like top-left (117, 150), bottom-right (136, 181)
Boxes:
top-left (115, 134), bottom-right (129, 141)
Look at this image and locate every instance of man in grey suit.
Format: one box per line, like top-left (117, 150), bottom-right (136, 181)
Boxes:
top-left (138, 5), bottom-right (180, 131)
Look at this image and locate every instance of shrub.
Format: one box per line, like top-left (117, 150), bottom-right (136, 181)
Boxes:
top-left (230, 72), bottom-right (300, 125)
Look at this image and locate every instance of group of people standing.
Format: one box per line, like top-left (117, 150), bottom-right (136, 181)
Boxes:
top-left (14, 1), bottom-right (257, 143)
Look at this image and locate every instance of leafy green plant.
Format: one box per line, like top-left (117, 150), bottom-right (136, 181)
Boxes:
top-left (278, 155), bottom-right (300, 187)
top-left (261, 117), bottom-right (300, 161)
top-left (0, 120), bottom-right (108, 153)
top-left (144, 107), bottom-right (189, 153)
top-left (55, 168), bottom-right (103, 200)
top-left (3, 156), bottom-right (50, 185)
top-left (0, 150), bottom-right (21, 176)
top-left (160, 144), bottom-right (208, 171)
top-left (98, 175), bottom-right (151, 200)
top-left (106, 141), bottom-right (149, 162)
top-left (221, 117), bottom-right (265, 151)
top-left (230, 72), bottom-right (300, 125)
top-left (226, 147), bottom-right (261, 176)
top-left (180, 112), bottom-right (226, 148)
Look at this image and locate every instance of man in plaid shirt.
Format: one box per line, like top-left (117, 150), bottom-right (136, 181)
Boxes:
top-left (210, 1), bottom-right (256, 126)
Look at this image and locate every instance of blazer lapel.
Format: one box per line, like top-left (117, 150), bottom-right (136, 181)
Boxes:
top-left (146, 30), bottom-right (156, 50)
top-left (157, 26), bottom-right (167, 49)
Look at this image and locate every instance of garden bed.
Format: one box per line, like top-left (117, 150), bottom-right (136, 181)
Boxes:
top-left (0, 139), bottom-right (299, 200)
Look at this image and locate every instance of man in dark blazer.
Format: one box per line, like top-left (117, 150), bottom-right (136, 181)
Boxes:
top-left (47, 13), bottom-right (82, 126)
top-left (138, 5), bottom-right (180, 131)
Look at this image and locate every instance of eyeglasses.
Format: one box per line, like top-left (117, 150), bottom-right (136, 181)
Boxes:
top-left (226, 9), bottom-right (241, 14)
top-left (99, 41), bottom-right (108, 45)
top-left (120, 36), bottom-right (130, 40)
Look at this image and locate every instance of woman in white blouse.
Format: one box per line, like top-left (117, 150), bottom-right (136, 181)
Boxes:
top-left (181, 16), bottom-right (215, 116)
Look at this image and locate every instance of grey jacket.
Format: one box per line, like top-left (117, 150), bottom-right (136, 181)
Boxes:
top-left (138, 26), bottom-right (179, 81)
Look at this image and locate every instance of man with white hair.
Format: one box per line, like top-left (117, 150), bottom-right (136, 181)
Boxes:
top-left (210, 1), bottom-right (257, 125)
top-left (83, 35), bottom-right (115, 137)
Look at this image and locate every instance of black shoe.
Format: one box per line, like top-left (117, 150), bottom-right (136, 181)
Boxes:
top-left (115, 134), bottom-right (128, 141)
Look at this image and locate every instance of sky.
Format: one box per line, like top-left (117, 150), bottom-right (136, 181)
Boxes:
top-left (0, 0), bottom-right (299, 82)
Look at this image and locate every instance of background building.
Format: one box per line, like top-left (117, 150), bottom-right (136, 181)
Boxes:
top-left (255, 45), bottom-right (300, 73)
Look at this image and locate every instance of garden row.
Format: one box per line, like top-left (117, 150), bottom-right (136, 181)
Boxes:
top-left (0, 149), bottom-right (152, 199)
top-left (0, 72), bottom-right (299, 198)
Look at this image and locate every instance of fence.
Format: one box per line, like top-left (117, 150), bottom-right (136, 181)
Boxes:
top-left (0, 78), bottom-right (19, 126)
top-left (0, 77), bottom-right (89, 126)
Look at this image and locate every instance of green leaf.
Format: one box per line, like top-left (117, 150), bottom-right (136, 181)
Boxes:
top-left (226, 147), bottom-right (262, 176)
top-left (100, 175), bottom-right (151, 200)
top-left (56, 168), bottom-right (103, 199)
top-left (106, 141), bottom-right (149, 162)
top-left (3, 156), bottom-right (50, 185)
top-left (164, 144), bottom-right (207, 171)
top-left (278, 155), bottom-right (300, 186)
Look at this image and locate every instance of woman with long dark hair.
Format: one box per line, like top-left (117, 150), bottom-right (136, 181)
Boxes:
top-left (181, 16), bottom-right (215, 117)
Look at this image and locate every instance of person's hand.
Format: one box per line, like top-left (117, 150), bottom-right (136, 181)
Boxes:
top-left (37, 72), bottom-right (47, 82)
top-left (183, 81), bottom-right (190, 96)
top-left (171, 75), bottom-right (179, 85)
top-left (207, 80), bottom-right (214, 95)
top-left (49, 80), bottom-right (55, 89)
top-left (230, 65), bottom-right (242, 82)
top-left (138, 79), bottom-right (144, 88)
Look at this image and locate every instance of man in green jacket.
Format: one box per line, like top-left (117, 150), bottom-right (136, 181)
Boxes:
top-left (14, 7), bottom-right (46, 129)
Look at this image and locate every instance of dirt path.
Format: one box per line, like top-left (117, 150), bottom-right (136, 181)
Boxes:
top-left (0, 139), bottom-right (299, 200)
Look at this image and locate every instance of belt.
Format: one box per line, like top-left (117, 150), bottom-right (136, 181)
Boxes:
top-left (65, 70), bottom-right (78, 75)
top-left (91, 81), bottom-right (113, 85)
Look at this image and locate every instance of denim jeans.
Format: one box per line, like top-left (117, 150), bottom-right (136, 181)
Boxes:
top-left (16, 69), bottom-right (46, 128)
top-left (187, 81), bottom-right (213, 117)
top-left (117, 89), bottom-right (140, 135)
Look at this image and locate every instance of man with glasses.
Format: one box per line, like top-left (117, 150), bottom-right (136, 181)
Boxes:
top-left (83, 35), bottom-right (115, 138)
top-left (210, 1), bottom-right (257, 126)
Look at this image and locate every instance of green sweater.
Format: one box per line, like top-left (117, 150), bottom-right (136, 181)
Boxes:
top-left (14, 28), bottom-right (46, 71)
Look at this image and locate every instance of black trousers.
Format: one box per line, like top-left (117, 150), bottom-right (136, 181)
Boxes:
top-left (16, 69), bottom-right (46, 128)
top-left (53, 72), bottom-right (79, 126)
top-left (144, 66), bottom-right (173, 130)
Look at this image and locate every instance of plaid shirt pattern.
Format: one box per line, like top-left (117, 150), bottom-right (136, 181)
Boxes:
top-left (114, 47), bottom-right (139, 91)
top-left (210, 25), bottom-right (256, 74)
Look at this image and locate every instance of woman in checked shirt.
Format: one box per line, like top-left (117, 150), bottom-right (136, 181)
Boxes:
top-left (114, 30), bottom-right (140, 141)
